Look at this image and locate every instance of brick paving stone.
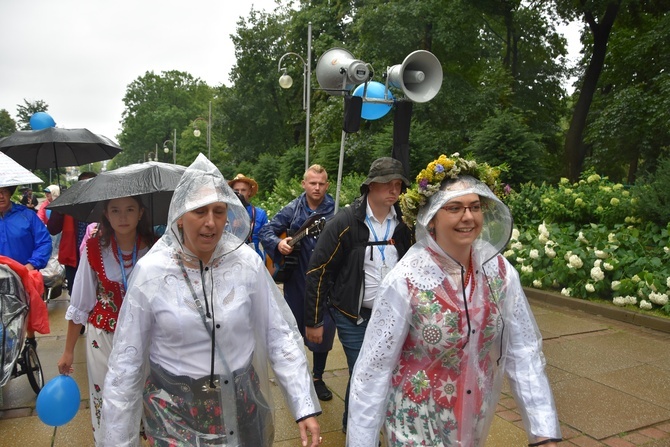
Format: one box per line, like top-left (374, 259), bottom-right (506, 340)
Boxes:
top-left (560, 424), bottom-right (583, 440)
top-left (498, 396), bottom-right (517, 409)
top-left (602, 437), bottom-right (636, 447)
top-left (622, 432), bottom-right (653, 445)
top-left (638, 427), bottom-right (670, 440)
top-left (654, 422), bottom-right (670, 433)
top-left (570, 435), bottom-right (606, 447)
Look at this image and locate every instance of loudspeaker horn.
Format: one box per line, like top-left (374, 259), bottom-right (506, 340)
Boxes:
top-left (316, 48), bottom-right (371, 96)
top-left (386, 50), bottom-right (443, 103)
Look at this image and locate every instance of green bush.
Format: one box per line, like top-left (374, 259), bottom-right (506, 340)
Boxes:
top-left (632, 155), bottom-right (670, 226)
top-left (505, 171), bottom-right (670, 316)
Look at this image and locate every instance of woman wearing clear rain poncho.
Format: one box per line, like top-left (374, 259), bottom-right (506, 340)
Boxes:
top-left (346, 154), bottom-right (561, 447)
top-left (100, 154), bottom-right (322, 447)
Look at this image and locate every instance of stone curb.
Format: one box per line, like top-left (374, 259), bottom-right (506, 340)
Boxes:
top-left (524, 287), bottom-right (670, 334)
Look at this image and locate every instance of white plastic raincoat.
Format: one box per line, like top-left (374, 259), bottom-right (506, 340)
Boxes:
top-left (347, 176), bottom-right (560, 446)
top-left (100, 154), bottom-right (320, 446)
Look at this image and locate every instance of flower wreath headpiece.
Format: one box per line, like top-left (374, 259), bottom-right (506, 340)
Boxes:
top-left (399, 153), bottom-right (506, 228)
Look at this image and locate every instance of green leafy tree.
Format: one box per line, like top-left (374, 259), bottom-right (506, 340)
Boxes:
top-left (225, 8), bottom-right (294, 164)
top-left (0, 109), bottom-right (17, 137)
top-left (467, 109), bottom-right (546, 186)
top-left (556, 0), bottom-right (623, 181)
top-left (16, 99), bottom-right (49, 130)
top-left (117, 70), bottom-right (214, 167)
top-left (583, 5), bottom-right (670, 183)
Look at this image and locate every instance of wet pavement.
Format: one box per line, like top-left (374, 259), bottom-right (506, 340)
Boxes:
top-left (1, 288), bottom-right (670, 447)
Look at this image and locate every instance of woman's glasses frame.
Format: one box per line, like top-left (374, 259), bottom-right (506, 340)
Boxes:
top-left (440, 203), bottom-right (484, 215)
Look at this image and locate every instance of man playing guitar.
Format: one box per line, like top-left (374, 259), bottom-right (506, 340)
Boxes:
top-left (259, 164), bottom-right (336, 402)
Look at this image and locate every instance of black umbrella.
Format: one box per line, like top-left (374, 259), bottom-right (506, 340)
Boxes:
top-left (0, 127), bottom-right (122, 169)
top-left (47, 161), bottom-right (186, 225)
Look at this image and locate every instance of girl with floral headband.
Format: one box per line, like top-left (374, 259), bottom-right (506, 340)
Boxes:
top-left (346, 154), bottom-right (561, 447)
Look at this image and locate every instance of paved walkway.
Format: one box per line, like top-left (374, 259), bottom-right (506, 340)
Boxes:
top-left (1, 289), bottom-right (670, 447)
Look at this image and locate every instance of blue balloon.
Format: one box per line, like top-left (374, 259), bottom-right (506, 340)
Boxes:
top-left (36, 375), bottom-right (81, 426)
top-left (352, 81), bottom-right (394, 120)
top-left (29, 112), bottom-right (56, 131)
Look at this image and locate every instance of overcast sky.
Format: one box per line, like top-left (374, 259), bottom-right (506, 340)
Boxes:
top-left (1, 1), bottom-right (581, 144)
top-left (0, 0), bottom-right (279, 141)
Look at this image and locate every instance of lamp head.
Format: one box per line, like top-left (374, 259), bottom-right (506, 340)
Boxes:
top-left (193, 128), bottom-right (201, 137)
top-left (163, 146), bottom-right (170, 154)
top-left (279, 72), bottom-right (293, 89)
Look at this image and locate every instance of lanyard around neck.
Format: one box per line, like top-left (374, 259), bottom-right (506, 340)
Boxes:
top-left (365, 215), bottom-right (391, 263)
top-left (114, 235), bottom-right (138, 292)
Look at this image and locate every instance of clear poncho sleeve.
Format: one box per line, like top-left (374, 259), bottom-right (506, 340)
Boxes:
top-left (258, 264), bottom-right (321, 421)
top-left (98, 276), bottom-right (153, 447)
top-left (501, 265), bottom-right (561, 443)
top-left (346, 275), bottom-right (411, 447)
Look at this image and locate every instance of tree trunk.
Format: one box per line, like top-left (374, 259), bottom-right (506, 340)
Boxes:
top-left (565, 2), bottom-right (621, 182)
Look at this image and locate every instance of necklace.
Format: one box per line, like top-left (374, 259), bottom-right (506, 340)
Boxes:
top-left (464, 255), bottom-right (473, 288)
top-left (111, 235), bottom-right (140, 268)
top-left (463, 254), bottom-right (476, 302)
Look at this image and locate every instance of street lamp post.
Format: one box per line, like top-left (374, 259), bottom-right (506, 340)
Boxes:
top-left (192, 101), bottom-right (212, 159)
top-left (163, 128), bottom-right (177, 164)
top-left (277, 22), bottom-right (312, 172)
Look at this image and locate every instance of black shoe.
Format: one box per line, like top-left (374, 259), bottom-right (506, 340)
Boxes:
top-left (313, 379), bottom-right (332, 401)
top-left (342, 425), bottom-right (347, 434)
top-left (25, 337), bottom-right (37, 350)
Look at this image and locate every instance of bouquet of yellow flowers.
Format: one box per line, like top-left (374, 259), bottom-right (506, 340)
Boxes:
top-left (399, 153), bottom-right (506, 228)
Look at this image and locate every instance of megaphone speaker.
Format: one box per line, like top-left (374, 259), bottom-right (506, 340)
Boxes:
top-left (386, 50), bottom-right (443, 103)
top-left (316, 48), bottom-right (370, 96)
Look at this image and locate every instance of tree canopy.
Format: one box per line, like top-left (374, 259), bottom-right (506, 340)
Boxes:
top-left (101, 0), bottom-right (669, 191)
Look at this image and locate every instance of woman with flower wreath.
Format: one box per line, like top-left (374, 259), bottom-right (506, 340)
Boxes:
top-left (346, 154), bottom-right (561, 447)
top-left (99, 155), bottom-right (322, 447)
top-left (57, 195), bottom-right (154, 445)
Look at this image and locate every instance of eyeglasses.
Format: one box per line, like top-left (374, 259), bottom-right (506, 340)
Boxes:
top-left (441, 204), bottom-right (483, 215)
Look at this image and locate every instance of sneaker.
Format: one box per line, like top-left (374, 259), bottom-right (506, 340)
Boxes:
top-left (313, 378), bottom-right (333, 401)
top-left (25, 337), bottom-right (37, 350)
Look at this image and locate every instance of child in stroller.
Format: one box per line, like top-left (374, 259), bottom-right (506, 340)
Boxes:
top-left (0, 258), bottom-right (46, 401)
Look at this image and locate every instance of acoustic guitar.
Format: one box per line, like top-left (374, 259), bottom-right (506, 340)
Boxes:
top-left (265, 214), bottom-right (327, 282)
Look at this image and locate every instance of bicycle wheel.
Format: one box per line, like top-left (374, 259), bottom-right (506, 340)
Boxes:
top-left (24, 344), bottom-right (44, 394)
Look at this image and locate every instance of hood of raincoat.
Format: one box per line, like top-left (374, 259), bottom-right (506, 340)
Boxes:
top-left (163, 154), bottom-right (250, 262)
top-left (416, 175), bottom-right (513, 264)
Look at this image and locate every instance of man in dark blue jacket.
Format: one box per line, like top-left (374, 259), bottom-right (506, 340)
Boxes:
top-left (259, 164), bottom-right (336, 401)
top-left (304, 157), bottom-right (413, 432)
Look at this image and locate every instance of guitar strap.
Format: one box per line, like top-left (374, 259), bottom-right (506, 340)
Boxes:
top-left (248, 206), bottom-right (256, 244)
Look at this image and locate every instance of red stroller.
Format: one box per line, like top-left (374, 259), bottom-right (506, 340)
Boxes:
top-left (0, 263), bottom-right (45, 397)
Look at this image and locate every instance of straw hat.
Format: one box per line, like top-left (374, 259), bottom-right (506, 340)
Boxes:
top-left (227, 173), bottom-right (259, 198)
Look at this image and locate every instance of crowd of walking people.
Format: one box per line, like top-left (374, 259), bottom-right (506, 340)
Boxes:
top-left (1, 152), bottom-right (562, 447)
